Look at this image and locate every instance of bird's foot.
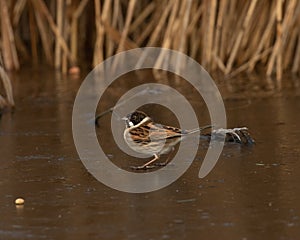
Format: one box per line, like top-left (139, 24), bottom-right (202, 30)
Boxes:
top-left (130, 165), bottom-right (156, 170)
top-left (154, 162), bottom-right (168, 167)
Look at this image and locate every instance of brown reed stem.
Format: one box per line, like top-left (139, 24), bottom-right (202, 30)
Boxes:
top-left (228, 48), bottom-right (272, 78)
top-left (0, 65), bottom-right (15, 107)
top-left (147, 1), bottom-right (174, 46)
top-left (225, 0), bottom-right (258, 75)
top-left (93, 0), bottom-right (103, 66)
top-left (70, 0), bottom-right (89, 63)
top-left (129, 1), bottom-right (155, 34)
top-left (248, 9), bottom-right (276, 71)
top-left (276, 0), bottom-right (283, 81)
top-left (175, 0), bottom-right (192, 71)
top-left (12, 0), bottom-right (26, 27)
top-left (28, 1), bottom-right (38, 65)
top-left (267, 0), bottom-right (297, 80)
top-left (206, 0), bottom-right (217, 70)
top-left (0, 0), bottom-right (20, 70)
top-left (1, 0), bottom-right (300, 77)
top-left (102, 20), bottom-right (139, 49)
top-left (34, 5), bottom-right (53, 64)
top-left (292, 31), bottom-right (300, 73)
top-left (34, 0), bottom-right (75, 64)
top-left (154, 0), bottom-right (179, 70)
top-left (212, 0), bottom-right (226, 71)
top-left (55, 0), bottom-right (63, 68)
top-left (116, 0), bottom-right (136, 53)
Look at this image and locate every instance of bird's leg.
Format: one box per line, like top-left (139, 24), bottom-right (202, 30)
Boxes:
top-left (131, 154), bottom-right (160, 170)
top-left (154, 155), bottom-right (171, 167)
top-left (154, 147), bottom-right (175, 166)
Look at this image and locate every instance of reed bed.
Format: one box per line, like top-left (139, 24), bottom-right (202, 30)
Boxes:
top-left (0, 52), bottom-right (14, 110)
top-left (0, 0), bottom-right (300, 81)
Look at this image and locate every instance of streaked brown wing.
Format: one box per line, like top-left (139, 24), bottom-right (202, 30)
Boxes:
top-left (128, 126), bottom-right (151, 143)
top-left (162, 125), bottom-right (183, 138)
top-left (128, 123), bottom-right (183, 143)
top-left (146, 123), bottom-right (183, 140)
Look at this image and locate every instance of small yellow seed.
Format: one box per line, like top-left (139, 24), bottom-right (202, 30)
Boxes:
top-left (15, 198), bottom-right (24, 205)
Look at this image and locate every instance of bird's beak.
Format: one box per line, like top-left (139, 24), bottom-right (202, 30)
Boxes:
top-left (122, 117), bottom-right (128, 121)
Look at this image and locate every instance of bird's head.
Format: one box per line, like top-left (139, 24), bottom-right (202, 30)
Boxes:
top-left (122, 111), bottom-right (149, 128)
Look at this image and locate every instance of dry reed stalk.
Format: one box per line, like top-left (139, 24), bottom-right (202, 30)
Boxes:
top-left (0, 0), bottom-right (20, 70)
top-left (112, 0), bottom-right (119, 28)
top-left (172, 0), bottom-right (188, 51)
top-left (136, 16), bottom-right (157, 46)
top-left (185, 2), bottom-right (199, 58)
top-left (70, 22), bottom-right (78, 65)
top-left (186, 3), bottom-right (202, 35)
top-left (117, 1), bottom-right (124, 30)
top-left (276, 0), bottom-right (283, 81)
top-left (102, 20), bottom-right (139, 49)
top-left (14, 34), bottom-right (29, 61)
top-left (12, 0), bottom-right (26, 27)
top-left (0, 95), bottom-right (7, 109)
top-left (248, 9), bottom-right (276, 71)
top-left (218, 0), bottom-right (235, 63)
top-left (62, 53), bottom-right (67, 74)
top-left (116, 0), bottom-right (136, 53)
top-left (293, 3), bottom-right (300, 73)
top-left (213, 53), bottom-right (226, 73)
top-left (154, 0), bottom-right (180, 71)
top-left (129, 1), bottom-right (155, 34)
top-left (212, 0), bottom-right (227, 71)
top-left (70, 0), bottom-right (89, 62)
top-left (175, 0), bottom-right (192, 72)
top-left (267, 0), bottom-right (297, 80)
top-left (171, 19), bottom-right (181, 49)
top-left (161, 1), bottom-right (180, 48)
top-left (292, 31), bottom-right (300, 73)
top-left (55, 0), bottom-right (64, 68)
top-left (227, 48), bottom-right (272, 78)
top-left (206, 0), bottom-right (217, 70)
top-left (0, 65), bottom-right (14, 107)
top-left (104, 0), bottom-right (120, 57)
top-left (110, 0), bottom-right (136, 70)
top-left (190, 29), bottom-right (199, 59)
top-left (284, 24), bottom-right (298, 70)
top-left (222, 0), bottom-right (238, 59)
top-left (135, 5), bottom-right (164, 46)
top-left (242, 1), bottom-right (267, 48)
top-left (93, 0), bottom-right (112, 64)
top-left (1, 0), bottom-right (300, 76)
top-left (284, 2), bottom-right (300, 70)
top-left (106, 0), bottom-right (119, 57)
top-left (263, 11), bottom-right (276, 58)
top-left (225, 0), bottom-right (258, 75)
top-left (238, 2), bottom-right (263, 64)
top-left (147, 1), bottom-right (174, 46)
top-left (101, 0), bottom-right (111, 58)
top-left (11, 0), bottom-right (29, 60)
top-left (200, 0), bottom-right (209, 66)
top-left (61, 2), bottom-right (71, 74)
top-left (135, 2), bottom-right (172, 68)
top-left (28, 1), bottom-right (38, 64)
top-left (34, 7), bottom-right (53, 64)
top-left (93, 0), bottom-right (103, 66)
top-left (34, 0), bottom-right (75, 64)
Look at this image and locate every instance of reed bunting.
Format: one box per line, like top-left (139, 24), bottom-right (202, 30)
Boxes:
top-left (123, 111), bottom-right (211, 170)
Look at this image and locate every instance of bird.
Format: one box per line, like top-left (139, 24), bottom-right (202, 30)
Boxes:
top-left (122, 110), bottom-right (211, 170)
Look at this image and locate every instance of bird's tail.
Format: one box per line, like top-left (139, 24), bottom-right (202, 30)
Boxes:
top-left (185, 125), bottom-right (212, 135)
